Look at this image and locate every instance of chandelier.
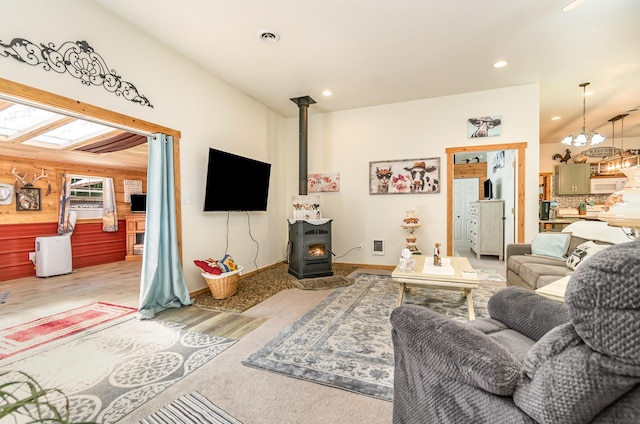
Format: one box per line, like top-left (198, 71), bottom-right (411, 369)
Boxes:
top-left (561, 82), bottom-right (606, 147)
top-left (604, 113), bottom-right (630, 172)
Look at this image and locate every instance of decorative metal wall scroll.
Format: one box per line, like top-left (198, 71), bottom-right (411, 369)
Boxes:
top-left (0, 38), bottom-right (153, 108)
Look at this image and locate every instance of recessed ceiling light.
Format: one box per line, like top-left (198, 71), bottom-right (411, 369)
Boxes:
top-left (551, 116), bottom-right (561, 121)
top-left (257, 30), bottom-right (280, 44)
top-left (322, 90), bottom-right (332, 96)
top-left (493, 60), bottom-right (508, 68)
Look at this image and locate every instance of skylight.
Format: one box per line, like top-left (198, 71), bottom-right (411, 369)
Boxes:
top-left (0, 102), bottom-right (113, 149)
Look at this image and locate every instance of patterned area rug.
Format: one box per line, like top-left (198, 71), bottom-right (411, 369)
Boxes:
top-left (0, 302), bottom-right (137, 361)
top-left (242, 273), bottom-right (506, 401)
top-left (292, 275), bottom-right (354, 290)
top-left (0, 319), bottom-right (236, 424)
top-left (139, 391), bottom-right (242, 424)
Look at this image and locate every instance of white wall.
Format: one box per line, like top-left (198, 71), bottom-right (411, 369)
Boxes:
top-left (4, 1), bottom-right (541, 284)
top-left (286, 84), bottom-right (540, 266)
top-left (3, 1), bottom-right (288, 291)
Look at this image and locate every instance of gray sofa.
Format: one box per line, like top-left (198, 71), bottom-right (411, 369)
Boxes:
top-left (391, 238), bottom-right (640, 423)
top-left (506, 220), bottom-right (632, 290)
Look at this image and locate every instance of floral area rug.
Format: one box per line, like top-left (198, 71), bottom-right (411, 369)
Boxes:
top-left (0, 318), bottom-right (236, 424)
top-left (0, 302), bottom-right (137, 361)
top-left (242, 273), bottom-right (506, 401)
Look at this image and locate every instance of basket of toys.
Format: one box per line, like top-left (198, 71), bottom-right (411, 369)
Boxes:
top-left (194, 255), bottom-right (242, 299)
top-left (202, 266), bottom-right (243, 299)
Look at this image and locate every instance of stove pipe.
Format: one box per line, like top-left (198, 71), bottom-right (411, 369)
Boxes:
top-left (290, 96), bottom-right (316, 195)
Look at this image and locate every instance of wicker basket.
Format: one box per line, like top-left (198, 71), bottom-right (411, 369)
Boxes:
top-left (201, 266), bottom-right (243, 299)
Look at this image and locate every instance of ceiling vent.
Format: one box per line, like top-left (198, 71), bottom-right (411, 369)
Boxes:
top-left (258, 30), bottom-right (280, 44)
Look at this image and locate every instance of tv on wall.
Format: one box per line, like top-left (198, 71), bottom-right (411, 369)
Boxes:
top-left (203, 148), bottom-right (271, 212)
top-left (130, 193), bottom-right (147, 213)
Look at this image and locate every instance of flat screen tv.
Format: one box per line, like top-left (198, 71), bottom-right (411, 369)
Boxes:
top-left (203, 148), bottom-right (271, 212)
top-left (130, 193), bottom-right (147, 213)
top-left (483, 178), bottom-right (493, 200)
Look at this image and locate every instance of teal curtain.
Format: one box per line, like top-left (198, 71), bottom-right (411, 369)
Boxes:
top-left (137, 133), bottom-right (192, 319)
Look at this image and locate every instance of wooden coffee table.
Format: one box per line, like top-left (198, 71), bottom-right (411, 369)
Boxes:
top-left (391, 256), bottom-right (480, 320)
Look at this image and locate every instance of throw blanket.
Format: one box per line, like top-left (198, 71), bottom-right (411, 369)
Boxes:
top-left (562, 221), bottom-right (630, 244)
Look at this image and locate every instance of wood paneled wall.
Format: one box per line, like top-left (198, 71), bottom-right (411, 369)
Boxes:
top-left (0, 154), bottom-right (146, 282)
top-left (453, 163), bottom-right (487, 198)
top-left (0, 220), bottom-right (126, 282)
top-left (0, 155), bottom-right (146, 224)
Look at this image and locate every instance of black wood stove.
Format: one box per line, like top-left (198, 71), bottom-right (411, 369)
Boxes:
top-left (287, 220), bottom-right (333, 279)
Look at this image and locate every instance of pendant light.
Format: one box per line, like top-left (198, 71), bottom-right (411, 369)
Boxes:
top-left (561, 82), bottom-right (606, 147)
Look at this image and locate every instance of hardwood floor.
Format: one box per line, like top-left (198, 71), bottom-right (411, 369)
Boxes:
top-left (0, 252), bottom-right (505, 338)
top-left (0, 260), bottom-right (265, 341)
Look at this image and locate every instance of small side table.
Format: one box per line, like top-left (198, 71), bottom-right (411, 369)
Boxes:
top-left (535, 275), bottom-right (571, 302)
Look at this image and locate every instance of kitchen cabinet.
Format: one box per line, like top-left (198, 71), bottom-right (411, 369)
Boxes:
top-left (555, 164), bottom-right (590, 195)
top-left (469, 200), bottom-right (504, 260)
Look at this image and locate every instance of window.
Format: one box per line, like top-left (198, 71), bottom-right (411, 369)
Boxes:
top-left (69, 175), bottom-right (104, 217)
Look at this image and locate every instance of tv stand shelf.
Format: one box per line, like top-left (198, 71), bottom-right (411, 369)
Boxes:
top-left (125, 214), bottom-right (145, 261)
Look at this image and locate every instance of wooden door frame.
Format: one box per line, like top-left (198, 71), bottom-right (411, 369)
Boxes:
top-left (445, 142), bottom-right (527, 257)
top-left (0, 77), bottom-right (184, 260)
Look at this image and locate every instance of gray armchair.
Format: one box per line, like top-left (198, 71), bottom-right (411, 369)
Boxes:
top-left (391, 239), bottom-right (640, 424)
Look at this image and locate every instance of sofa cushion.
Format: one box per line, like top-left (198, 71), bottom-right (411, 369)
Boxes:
top-left (517, 262), bottom-right (572, 290)
top-left (514, 323), bottom-right (640, 424)
top-left (565, 239), bottom-right (640, 364)
top-left (488, 287), bottom-right (570, 342)
top-left (507, 254), bottom-right (566, 275)
top-left (565, 240), bottom-right (610, 270)
top-left (391, 305), bottom-right (522, 396)
top-left (530, 232), bottom-right (572, 259)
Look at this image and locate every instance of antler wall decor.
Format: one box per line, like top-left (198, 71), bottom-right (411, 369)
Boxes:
top-left (11, 166), bottom-right (51, 195)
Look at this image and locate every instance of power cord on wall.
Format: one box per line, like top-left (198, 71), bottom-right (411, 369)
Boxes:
top-left (223, 211), bottom-right (260, 273)
top-left (244, 211), bottom-right (260, 273)
top-left (331, 246), bottom-right (361, 263)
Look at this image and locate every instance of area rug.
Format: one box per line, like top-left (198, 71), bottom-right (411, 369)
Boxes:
top-left (0, 302), bottom-right (138, 361)
top-left (0, 318), bottom-right (237, 424)
top-left (292, 275), bottom-right (354, 290)
top-left (242, 273), bottom-right (506, 401)
top-left (475, 268), bottom-right (506, 282)
top-left (139, 391), bottom-right (243, 424)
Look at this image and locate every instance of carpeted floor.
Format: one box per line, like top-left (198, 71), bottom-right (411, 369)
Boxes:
top-left (193, 262), bottom-right (359, 313)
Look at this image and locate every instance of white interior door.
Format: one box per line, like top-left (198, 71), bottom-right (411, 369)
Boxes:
top-left (453, 178), bottom-right (479, 252)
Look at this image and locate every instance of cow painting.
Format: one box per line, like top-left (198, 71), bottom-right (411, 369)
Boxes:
top-left (369, 158), bottom-right (440, 195)
top-left (404, 161), bottom-right (439, 193)
top-left (468, 116), bottom-right (501, 138)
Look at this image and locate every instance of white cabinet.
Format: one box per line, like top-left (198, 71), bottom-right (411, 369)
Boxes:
top-left (469, 200), bottom-right (504, 260)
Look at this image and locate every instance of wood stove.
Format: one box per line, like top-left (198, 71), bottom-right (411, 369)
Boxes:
top-left (288, 219), bottom-right (333, 278)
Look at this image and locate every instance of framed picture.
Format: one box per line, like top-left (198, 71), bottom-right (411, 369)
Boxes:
top-left (468, 115), bottom-right (502, 138)
top-left (369, 158), bottom-right (440, 194)
top-left (308, 172), bottom-right (340, 192)
top-left (16, 187), bottom-right (41, 211)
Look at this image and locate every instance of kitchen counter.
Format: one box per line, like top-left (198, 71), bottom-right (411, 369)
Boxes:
top-left (539, 218), bottom-right (578, 232)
